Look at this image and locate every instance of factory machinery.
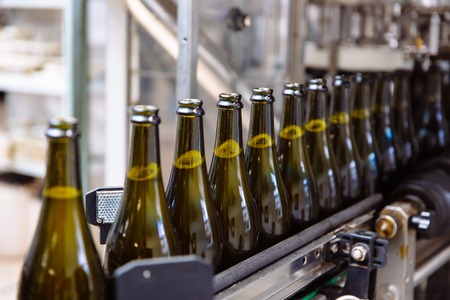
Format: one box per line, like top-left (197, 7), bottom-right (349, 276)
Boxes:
top-left (94, 0), bottom-right (450, 299)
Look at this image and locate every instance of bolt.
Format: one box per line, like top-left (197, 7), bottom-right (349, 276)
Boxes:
top-left (330, 243), bottom-right (339, 254)
top-left (351, 243), bottom-right (368, 262)
top-left (376, 215), bottom-right (398, 239)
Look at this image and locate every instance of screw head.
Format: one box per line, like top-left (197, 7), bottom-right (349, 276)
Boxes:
top-left (351, 244), bottom-right (368, 262)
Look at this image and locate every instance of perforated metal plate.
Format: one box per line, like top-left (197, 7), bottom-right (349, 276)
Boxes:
top-left (96, 190), bottom-right (123, 224)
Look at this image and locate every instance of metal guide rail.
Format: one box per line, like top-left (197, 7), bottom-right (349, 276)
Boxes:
top-left (86, 189), bottom-right (387, 299)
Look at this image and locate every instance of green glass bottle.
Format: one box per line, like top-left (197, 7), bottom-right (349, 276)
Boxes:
top-left (304, 79), bottom-right (342, 219)
top-left (245, 87), bottom-right (291, 249)
top-left (166, 99), bottom-right (223, 271)
top-left (371, 72), bottom-right (401, 192)
top-left (209, 93), bottom-right (260, 270)
top-left (410, 60), bottom-right (427, 131)
top-left (440, 61), bottom-right (450, 130)
top-left (104, 105), bottom-right (180, 275)
top-left (329, 75), bottom-right (364, 205)
top-left (392, 70), bottom-right (420, 169)
top-left (277, 82), bottom-right (319, 232)
top-left (350, 73), bottom-right (381, 197)
top-left (416, 59), bottom-right (450, 160)
top-left (18, 118), bottom-right (106, 299)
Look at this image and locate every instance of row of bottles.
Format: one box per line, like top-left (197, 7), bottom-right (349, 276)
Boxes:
top-left (17, 61), bottom-right (450, 298)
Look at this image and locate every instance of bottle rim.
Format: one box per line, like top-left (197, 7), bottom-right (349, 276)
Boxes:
top-left (46, 117), bottom-right (80, 139)
top-left (307, 78), bottom-right (327, 91)
top-left (351, 72), bottom-right (372, 84)
top-left (332, 75), bottom-right (350, 87)
top-left (283, 82), bottom-right (304, 96)
top-left (217, 92), bottom-right (243, 109)
top-left (130, 105), bottom-right (161, 125)
top-left (251, 87), bottom-right (274, 103)
top-left (177, 98), bottom-right (205, 116)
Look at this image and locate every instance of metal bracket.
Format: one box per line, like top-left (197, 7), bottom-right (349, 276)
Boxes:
top-left (113, 255), bottom-right (213, 300)
top-left (85, 186), bottom-right (123, 243)
top-left (326, 231), bottom-right (388, 299)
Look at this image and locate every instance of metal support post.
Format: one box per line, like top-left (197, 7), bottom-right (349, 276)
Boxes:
top-left (176, 0), bottom-right (199, 100)
top-left (65, 0), bottom-right (89, 191)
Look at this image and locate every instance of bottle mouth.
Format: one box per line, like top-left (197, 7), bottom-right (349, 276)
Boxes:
top-left (332, 75), bottom-right (350, 87)
top-left (46, 117), bottom-right (80, 138)
top-left (177, 99), bottom-right (205, 116)
top-left (251, 87), bottom-right (274, 103)
top-left (307, 78), bottom-right (327, 91)
top-left (351, 73), bottom-right (372, 84)
top-left (282, 82), bottom-right (304, 96)
top-left (130, 105), bottom-right (161, 125)
top-left (217, 93), bottom-right (243, 109)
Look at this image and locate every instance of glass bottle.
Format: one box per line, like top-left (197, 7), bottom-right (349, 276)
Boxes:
top-left (104, 105), bottom-right (180, 275)
top-left (18, 118), bottom-right (105, 299)
top-left (209, 93), bottom-right (260, 270)
top-left (416, 59), bottom-right (450, 160)
top-left (329, 75), bottom-right (364, 205)
top-left (410, 60), bottom-right (427, 130)
top-left (371, 72), bottom-right (401, 193)
top-left (440, 60), bottom-right (450, 129)
top-left (166, 99), bottom-right (223, 271)
top-left (392, 70), bottom-right (420, 170)
top-left (277, 82), bottom-right (319, 233)
top-left (304, 78), bottom-right (342, 219)
top-left (245, 87), bottom-right (291, 249)
top-left (350, 73), bottom-right (381, 197)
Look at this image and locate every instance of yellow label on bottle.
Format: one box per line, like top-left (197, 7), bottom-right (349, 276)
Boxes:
top-left (305, 119), bottom-right (327, 132)
top-left (351, 108), bottom-right (370, 119)
top-left (330, 112), bottom-right (349, 125)
top-left (279, 125), bottom-right (304, 140)
top-left (394, 102), bottom-right (408, 110)
top-left (214, 139), bottom-right (242, 158)
top-left (127, 162), bottom-right (159, 181)
top-left (174, 150), bottom-right (204, 169)
top-left (44, 186), bottom-right (80, 199)
top-left (248, 133), bottom-right (273, 148)
top-left (371, 104), bottom-right (389, 114)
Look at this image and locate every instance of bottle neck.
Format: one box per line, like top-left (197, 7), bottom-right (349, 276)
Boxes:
top-left (44, 136), bottom-right (81, 194)
top-left (393, 72), bottom-right (410, 108)
top-left (213, 108), bottom-right (243, 156)
top-left (305, 90), bottom-right (328, 133)
top-left (330, 85), bottom-right (350, 125)
top-left (280, 94), bottom-right (302, 132)
top-left (351, 81), bottom-right (371, 118)
top-left (173, 115), bottom-right (205, 168)
top-left (127, 123), bottom-right (161, 179)
top-left (426, 65), bottom-right (443, 109)
top-left (248, 102), bottom-right (275, 147)
top-left (372, 75), bottom-right (392, 113)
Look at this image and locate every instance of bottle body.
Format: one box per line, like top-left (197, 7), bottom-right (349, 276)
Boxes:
top-left (416, 60), bottom-right (450, 160)
top-left (245, 88), bottom-right (291, 249)
top-left (329, 75), bottom-right (364, 205)
top-left (19, 118), bottom-right (105, 299)
top-left (392, 70), bottom-right (420, 170)
top-left (371, 73), bottom-right (400, 192)
top-left (209, 93), bottom-right (260, 270)
top-left (277, 83), bottom-right (319, 232)
top-left (167, 99), bottom-right (223, 271)
top-left (350, 73), bottom-right (381, 197)
top-left (104, 106), bottom-right (179, 275)
top-left (304, 79), bottom-right (342, 218)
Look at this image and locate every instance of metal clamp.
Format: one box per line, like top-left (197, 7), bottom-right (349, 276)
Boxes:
top-left (326, 231), bottom-right (388, 299)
